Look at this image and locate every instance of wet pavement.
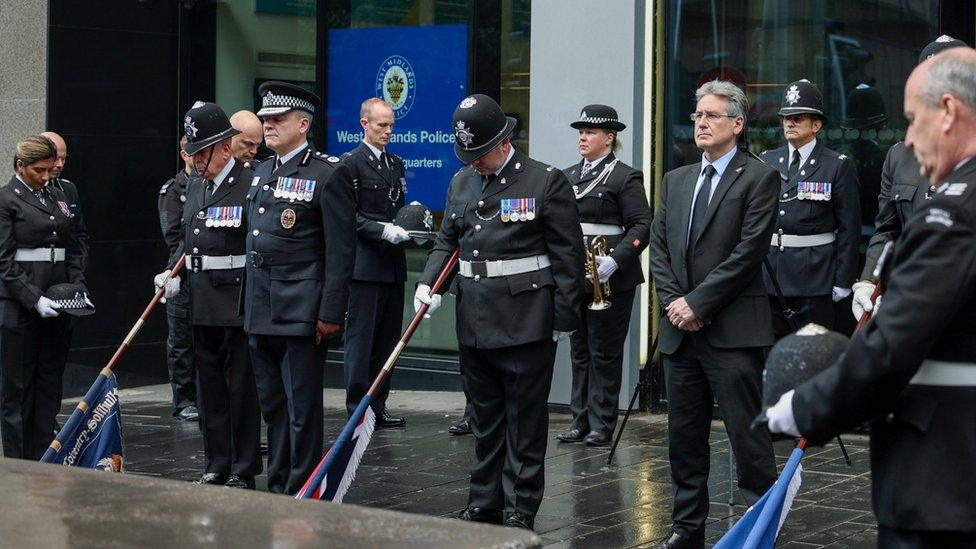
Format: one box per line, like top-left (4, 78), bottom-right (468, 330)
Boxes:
top-left (60, 385), bottom-right (877, 548)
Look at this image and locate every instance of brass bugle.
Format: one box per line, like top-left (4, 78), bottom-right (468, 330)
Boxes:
top-left (585, 235), bottom-right (611, 311)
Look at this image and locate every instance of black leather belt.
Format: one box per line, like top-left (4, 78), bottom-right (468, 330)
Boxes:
top-left (249, 249), bottom-right (324, 268)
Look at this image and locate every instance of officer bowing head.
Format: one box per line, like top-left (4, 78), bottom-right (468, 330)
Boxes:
top-left (184, 102), bottom-right (240, 180)
top-left (453, 94), bottom-right (517, 172)
top-left (256, 81), bottom-right (320, 160)
top-left (779, 79), bottom-right (826, 150)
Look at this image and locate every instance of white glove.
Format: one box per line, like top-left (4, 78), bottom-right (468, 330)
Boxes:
top-left (766, 389), bottom-right (800, 437)
top-left (381, 223), bottom-right (411, 244)
top-left (153, 270), bottom-right (181, 299)
top-left (35, 296), bottom-right (61, 318)
top-left (831, 286), bottom-right (851, 303)
top-left (552, 330), bottom-right (573, 342)
top-left (413, 284), bottom-right (442, 318)
top-left (851, 280), bottom-right (876, 320)
top-left (595, 255), bottom-right (618, 283)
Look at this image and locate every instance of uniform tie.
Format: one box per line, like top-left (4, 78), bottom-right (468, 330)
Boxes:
top-left (788, 149), bottom-right (801, 183)
top-left (581, 160), bottom-right (593, 177)
top-left (380, 151), bottom-right (390, 171)
top-left (687, 164), bottom-right (717, 287)
top-left (274, 157), bottom-right (282, 171)
top-left (34, 188), bottom-right (48, 206)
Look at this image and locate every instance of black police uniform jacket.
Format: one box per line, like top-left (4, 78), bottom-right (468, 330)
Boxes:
top-left (793, 158), bottom-right (976, 532)
top-left (341, 142), bottom-right (406, 283)
top-left (759, 142), bottom-right (860, 297)
top-left (0, 177), bottom-right (86, 325)
top-left (243, 145), bottom-right (357, 336)
top-left (48, 177), bottom-right (89, 270)
top-left (159, 170), bottom-right (195, 267)
top-left (419, 149), bottom-right (585, 349)
top-left (182, 159), bottom-right (251, 327)
top-left (861, 142), bottom-right (933, 280)
top-left (563, 154), bottom-right (650, 292)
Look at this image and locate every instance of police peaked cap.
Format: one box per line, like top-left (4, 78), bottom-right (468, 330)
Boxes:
top-left (755, 324), bottom-right (848, 426)
top-left (778, 79), bottom-right (826, 120)
top-left (919, 35), bottom-right (968, 65)
top-left (45, 283), bottom-right (95, 317)
top-left (842, 84), bottom-right (886, 130)
top-left (256, 81), bottom-right (320, 117)
top-left (452, 94), bottom-right (517, 164)
top-left (570, 104), bottom-right (627, 132)
top-left (183, 101), bottom-right (240, 156)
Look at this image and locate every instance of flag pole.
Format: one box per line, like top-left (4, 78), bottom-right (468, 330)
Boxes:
top-left (297, 248), bottom-right (459, 500)
top-left (40, 254), bottom-right (186, 463)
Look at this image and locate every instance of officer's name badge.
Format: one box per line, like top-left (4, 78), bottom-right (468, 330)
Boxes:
top-left (500, 198), bottom-right (536, 223)
top-left (274, 177), bottom-right (315, 202)
top-left (797, 181), bottom-right (831, 201)
top-left (204, 206), bottom-right (243, 228)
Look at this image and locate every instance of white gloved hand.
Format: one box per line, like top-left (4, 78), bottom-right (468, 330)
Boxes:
top-left (413, 283), bottom-right (442, 319)
top-left (766, 389), bottom-right (800, 437)
top-left (831, 286), bottom-right (851, 303)
top-left (35, 296), bottom-right (61, 318)
top-left (595, 255), bottom-right (618, 283)
top-left (153, 270), bottom-right (181, 299)
top-left (851, 280), bottom-right (876, 320)
top-left (552, 330), bottom-right (573, 342)
top-left (381, 223), bottom-right (411, 244)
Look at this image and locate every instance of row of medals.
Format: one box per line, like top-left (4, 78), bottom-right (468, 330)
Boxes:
top-left (274, 178), bottom-right (315, 202)
top-left (499, 198), bottom-right (536, 223)
top-left (203, 206), bottom-right (243, 228)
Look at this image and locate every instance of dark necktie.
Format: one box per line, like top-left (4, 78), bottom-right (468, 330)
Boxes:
top-left (205, 180), bottom-right (215, 196)
top-left (788, 149), bottom-right (801, 183)
top-left (687, 164), bottom-right (716, 287)
top-left (482, 173), bottom-right (496, 191)
top-left (380, 151), bottom-right (390, 171)
top-left (34, 188), bottom-right (47, 206)
top-left (581, 161), bottom-right (593, 177)
top-left (274, 157), bottom-right (282, 171)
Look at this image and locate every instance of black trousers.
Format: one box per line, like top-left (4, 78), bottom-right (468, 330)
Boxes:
top-left (568, 288), bottom-right (636, 436)
top-left (166, 288), bottom-right (196, 413)
top-left (342, 280), bottom-right (404, 416)
top-left (193, 325), bottom-right (262, 477)
top-left (248, 333), bottom-right (325, 495)
top-left (877, 525), bottom-right (976, 548)
top-left (664, 333), bottom-right (776, 536)
top-left (768, 294), bottom-right (833, 340)
top-left (460, 339), bottom-right (556, 517)
top-left (0, 315), bottom-right (72, 459)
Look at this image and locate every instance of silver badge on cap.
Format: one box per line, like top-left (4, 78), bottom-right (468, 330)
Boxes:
top-left (184, 116), bottom-right (198, 138)
top-left (459, 97), bottom-right (477, 109)
top-left (786, 85), bottom-right (801, 106)
top-left (191, 101), bottom-right (206, 109)
top-left (455, 121), bottom-right (474, 148)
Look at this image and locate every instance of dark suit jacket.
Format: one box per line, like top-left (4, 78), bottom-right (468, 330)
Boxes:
top-left (650, 149), bottom-right (779, 354)
top-left (182, 159), bottom-right (251, 327)
top-left (794, 158), bottom-right (976, 532)
top-left (563, 154), bottom-right (651, 292)
top-left (420, 149), bottom-right (585, 348)
top-left (759, 142), bottom-right (860, 296)
top-left (861, 142), bottom-right (932, 279)
top-left (341, 142), bottom-right (407, 284)
top-left (48, 177), bottom-right (89, 271)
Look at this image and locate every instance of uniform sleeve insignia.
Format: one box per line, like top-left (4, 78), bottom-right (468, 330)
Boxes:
top-left (944, 183), bottom-right (968, 196)
top-left (925, 207), bottom-right (954, 227)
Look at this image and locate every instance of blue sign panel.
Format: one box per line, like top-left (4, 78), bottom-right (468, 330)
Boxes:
top-left (327, 24), bottom-right (467, 211)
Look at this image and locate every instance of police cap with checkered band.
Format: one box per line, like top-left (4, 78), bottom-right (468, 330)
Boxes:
top-left (256, 81), bottom-right (320, 118)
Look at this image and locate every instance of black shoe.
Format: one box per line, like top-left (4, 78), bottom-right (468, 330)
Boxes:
top-left (655, 529), bottom-right (704, 549)
top-left (584, 431), bottom-right (611, 447)
top-left (457, 507), bottom-right (503, 524)
top-left (448, 419), bottom-right (472, 436)
top-left (178, 406), bottom-right (199, 422)
top-left (224, 475), bottom-right (255, 489)
top-left (556, 428), bottom-right (587, 443)
top-left (195, 472), bottom-right (228, 485)
top-left (376, 410), bottom-right (406, 429)
top-left (503, 511), bottom-right (535, 531)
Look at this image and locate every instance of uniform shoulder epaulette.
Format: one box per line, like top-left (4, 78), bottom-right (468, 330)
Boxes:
top-left (159, 180), bottom-right (173, 195)
top-left (838, 154), bottom-right (848, 160)
top-left (312, 151), bottom-right (341, 164)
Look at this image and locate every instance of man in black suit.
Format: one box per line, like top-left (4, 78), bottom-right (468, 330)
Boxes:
top-left (341, 98), bottom-right (408, 428)
top-left (40, 131), bottom-right (89, 271)
top-left (649, 80), bottom-right (779, 549)
top-left (417, 94), bottom-right (584, 530)
top-left (767, 46), bottom-right (976, 547)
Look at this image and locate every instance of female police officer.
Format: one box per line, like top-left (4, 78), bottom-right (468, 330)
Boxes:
top-left (0, 135), bottom-right (87, 459)
top-left (556, 105), bottom-right (651, 447)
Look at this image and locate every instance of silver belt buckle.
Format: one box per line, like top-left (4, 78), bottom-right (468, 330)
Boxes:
top-left (468, 261), bottom-right (488, 277)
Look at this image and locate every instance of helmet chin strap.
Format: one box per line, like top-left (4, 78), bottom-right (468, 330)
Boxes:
top-left (193, 143), bottom-right (217, 179)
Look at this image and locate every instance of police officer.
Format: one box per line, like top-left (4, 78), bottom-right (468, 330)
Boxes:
top-left (0, 135), bottom-right (87, 460)
top-left (156, 135), bottom-right (198, 422)
top-left (230, 110), bottom-right (264, 170)
top-left (340, 98), bottom-right (408, 428)
top-left (766, 46), bottom-right (976, 546)
top-left (760, 80), bottom-right (860, 337)
top-left (244, 81), bottom-right (357, 495)
top-left (851, 35), bottom-right (969, 321)
top-left (416, 94), bottom-right (584, 530)
top-left (556, 105), bottom-right (650, 447)
top-left (40, 131), bottom-right (89, 270)
top-left (174, 102), bottom-right (262, 488)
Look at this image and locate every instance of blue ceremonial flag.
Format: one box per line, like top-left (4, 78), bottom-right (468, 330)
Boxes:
top-left (295, 396), bottom-right (376, 502)
top-left (714, 445), bottom-right (805, 549)
top-left (51, 373), bottom-right (124, 471)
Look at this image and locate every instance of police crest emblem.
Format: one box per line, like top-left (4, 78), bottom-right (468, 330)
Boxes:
top-left (785, 85), bottom-right (801, 106)
top-left (184, 116), bottom-right (198, 138)
top-left (455, 121), bottom-right (474, 148)
top-left (281, 208), bottom-right (296, 229)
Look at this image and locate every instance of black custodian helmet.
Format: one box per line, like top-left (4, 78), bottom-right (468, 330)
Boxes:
top-left (183, 101), bottom-right (240, 156)
top-left (778, 79), bottom-right (826, 121)
top-left (394, 201), bottom-right (435, 244)
top-left (842, 84), bottom-right (887, 130)
top-left (918, 34), bottom-right (967, 65)
top-left (452, 94), bottom-right (517, 164)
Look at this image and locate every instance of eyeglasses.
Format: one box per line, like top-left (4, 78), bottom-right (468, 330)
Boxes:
top-left (689, 111), bottom-right (737, 123)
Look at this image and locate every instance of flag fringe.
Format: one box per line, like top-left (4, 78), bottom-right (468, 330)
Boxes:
top-left (330, 406), bottom-right (376, 503)
top-left (776, 463), bottom-right (803, 535)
